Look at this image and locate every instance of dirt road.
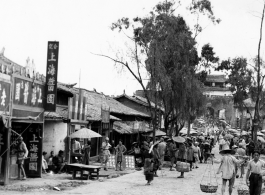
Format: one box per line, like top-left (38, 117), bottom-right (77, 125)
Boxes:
top-left (2, 145), bottom-right (260, 195)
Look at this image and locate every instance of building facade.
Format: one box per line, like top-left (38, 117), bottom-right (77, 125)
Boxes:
top-left (203, 74), bottom-right (232, 98)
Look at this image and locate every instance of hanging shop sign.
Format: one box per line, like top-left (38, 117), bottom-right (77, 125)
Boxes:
top-left (45, 41), bottom-right (59, 112)
top-left (69, 90), bottom-right (87, 121)
top-left (101, 108), bottom-right (110, 123)
top-left (13, 77), bottom-right (44, 108)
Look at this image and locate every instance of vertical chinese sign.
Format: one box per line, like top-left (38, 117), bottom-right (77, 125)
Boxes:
top-left (101, 107), bottom-right (110, 136)
top-left (45, 41), bottom-right (59, 111)
top-left (0, 73), bottom-right (11, 182)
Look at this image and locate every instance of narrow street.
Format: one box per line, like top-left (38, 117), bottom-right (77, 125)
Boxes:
top-left (2, 145), bottom-right (258, 195)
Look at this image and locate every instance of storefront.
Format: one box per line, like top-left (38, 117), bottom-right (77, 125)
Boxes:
top-left (67, 89), bottom-right (88, 163)
top-left (10, 75), bottom-right (45, 179)
top-left (0, 73), bottom-right (11, 185)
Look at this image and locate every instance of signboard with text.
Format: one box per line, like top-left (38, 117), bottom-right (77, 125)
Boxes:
top-left (45, 41), bottom-right (59, 111)
top-left (13, 77), bottom-right (44, 108)
top-left (0, 80), bottom-right (10, 113)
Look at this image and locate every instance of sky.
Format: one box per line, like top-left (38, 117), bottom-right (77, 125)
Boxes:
top-left (0, 0), bottom-right (264, 96)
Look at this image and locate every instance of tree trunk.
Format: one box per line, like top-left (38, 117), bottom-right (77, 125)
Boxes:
top-left (187, 116), bottom-right (191, 137)
top-left (253, 2), bottom-right (265, 144)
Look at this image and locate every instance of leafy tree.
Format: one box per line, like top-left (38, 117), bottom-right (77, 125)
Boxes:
top-left (95, 0), bottom-right (219, 140)
top-left (200, 43), bottom-right (219, 70)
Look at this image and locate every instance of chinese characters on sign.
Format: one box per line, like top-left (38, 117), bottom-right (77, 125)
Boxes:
top-left (45, 41), bottom-right (59, 111)
top-left (28, 133), bottom-right (39, 171)
top-left (13, 77), bottom-right (44, 108)
top-left (0, 81), bottom-right (10, 112)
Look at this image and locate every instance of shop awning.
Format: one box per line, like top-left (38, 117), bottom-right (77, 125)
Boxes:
top-left (86, 114), bottom-right (121, 122)
top-left (147, 129), bottom-right (166, 137)
top-left (113, 121), bottom-right (132, 134)
top-left (112, 121), bottom-right (152, 134)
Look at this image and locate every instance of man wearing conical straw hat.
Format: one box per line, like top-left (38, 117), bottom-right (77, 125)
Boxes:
top-left (217, 145), bottom-right (245, 195)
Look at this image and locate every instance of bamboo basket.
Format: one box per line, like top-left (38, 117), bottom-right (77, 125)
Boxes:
top-left (200, 156), bottom-right (218, 194)
top-left (200, 184), bottom-right (218, 193)
top-left (237, 189), bottom-right (249, 195)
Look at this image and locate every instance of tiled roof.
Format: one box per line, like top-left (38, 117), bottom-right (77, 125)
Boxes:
top-left (205, 75), bottom-right (227, 83)
top-left (83, 90), bottom-right (150, 119)
top-left (57, 83), bottom-right (77, 96)
top-left (114, 94), bottom-right (164, 112)
top-left (44, 105), bottom-right (68, 119)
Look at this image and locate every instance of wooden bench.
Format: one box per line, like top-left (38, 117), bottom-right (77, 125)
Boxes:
top-left (66, 164), bottom-right (102, 180)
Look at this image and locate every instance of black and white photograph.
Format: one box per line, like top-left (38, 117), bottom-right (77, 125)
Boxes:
top-left (0, 0), bottom-right (265, 195)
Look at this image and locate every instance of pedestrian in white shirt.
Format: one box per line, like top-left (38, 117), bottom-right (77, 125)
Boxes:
top-left (101, 137), bottom-right (111, 171)
top-left (246, 150), bottom-right (265, 195)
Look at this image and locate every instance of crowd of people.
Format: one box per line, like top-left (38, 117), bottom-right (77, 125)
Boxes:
top-left (19, 129), bottom-right (265, 195)
top-left (128, 131), bottom-right (265, 195)
top-left (119, 135), bottom-right (217, 185)
top-left (217, 132), bottom-right (265, 195)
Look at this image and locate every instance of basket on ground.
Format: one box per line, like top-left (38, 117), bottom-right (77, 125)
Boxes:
top-left (200, 184), bottom-right (218, 193)
top-left (237, 189), bottom-right (249, 195)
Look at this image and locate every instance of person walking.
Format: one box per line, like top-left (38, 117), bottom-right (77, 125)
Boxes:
top-left (101, 137), bottom-right (111, 171)
top-left (82, 140), bottom-right (91, 165)
top-left (186, 142), bottom-right (194, 171)
top-left (115, 140), bottom-right (127, 171)
top-left (199, 140), bottom-right (204, 163)
top-left (247, 138), bottom-right (255, 159)
top-left (203, 141), bottom-right (211, 163)
top-left (142, 142), bottom-right (154, 185)
top-left (157, 137), bottom-right (166, 170)
top-left (236, 143), bottom-right (246, 178)
top-left (177, 142), bottom-right (187, 178)
top-left (16, 136), bottom-right (28, 180)
top-left (168, 140), bottom-right (177, 171)
top-left (193, 142), bottom-right (200, 168)
top-left (246, 150), bottom-right (265, 195)
top-left (153, 143), bottom-right (160, 177)
top-left (217, 147), bottom-right (244, 195)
